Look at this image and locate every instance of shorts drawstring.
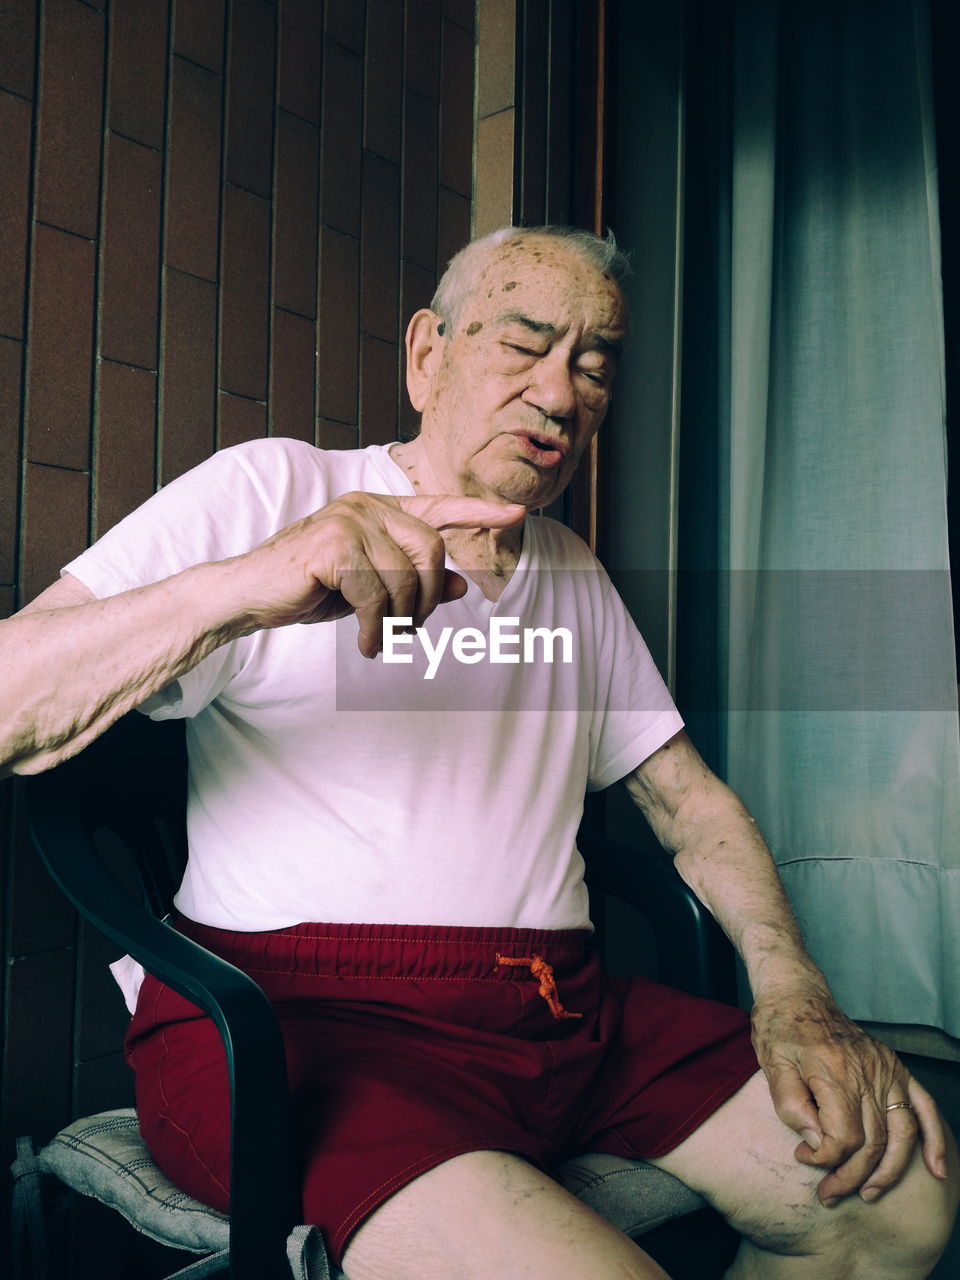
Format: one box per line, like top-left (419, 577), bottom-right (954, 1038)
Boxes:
top-left (495, 953), bottom-right (583, 1020)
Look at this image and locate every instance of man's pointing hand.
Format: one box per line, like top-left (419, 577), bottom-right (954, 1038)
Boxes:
top-left (232, 491), bottom-right (527, 656)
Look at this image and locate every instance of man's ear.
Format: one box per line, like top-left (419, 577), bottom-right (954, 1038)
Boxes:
top-left (405, 309), bottom-right (446, 412)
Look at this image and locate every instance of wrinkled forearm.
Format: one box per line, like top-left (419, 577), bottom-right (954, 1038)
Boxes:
top-left (625, 736), bottom-right (832, 1003)
top-left (0, 561), bottom-right (256, 777)
top-left (672, 790), bottom-right (830, 1001)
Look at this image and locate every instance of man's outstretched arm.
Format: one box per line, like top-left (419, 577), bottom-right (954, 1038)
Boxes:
top-left (0, 492), bottom-right (525, 777)
top-left (624, 729), bottom-right (949, 1205)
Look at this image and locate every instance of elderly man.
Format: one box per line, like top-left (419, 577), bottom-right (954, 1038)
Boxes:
top-left (2, 226), bottom-right (957, 1279)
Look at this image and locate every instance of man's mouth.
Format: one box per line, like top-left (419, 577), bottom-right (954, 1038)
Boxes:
top-left (508, 431), bottom-right (567, 468)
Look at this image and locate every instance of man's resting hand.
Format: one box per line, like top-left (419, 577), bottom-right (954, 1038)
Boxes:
top-left (752, 984), bottom-right (949, 1205)
top-left (231, 492), bottom-right (526, 656)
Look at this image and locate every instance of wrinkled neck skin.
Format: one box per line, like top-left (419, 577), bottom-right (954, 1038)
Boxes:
top-left (389, 436), bottom-right (526, 597)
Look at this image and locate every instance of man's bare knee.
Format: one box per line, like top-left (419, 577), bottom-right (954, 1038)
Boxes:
top-left (731, 1133), bottom-right (960, 1280)
top-left (653, 1072), bottom-right (958, 1279)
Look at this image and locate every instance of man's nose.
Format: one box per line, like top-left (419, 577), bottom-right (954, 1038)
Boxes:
top-left (522, 353), bottom-right (578, 421)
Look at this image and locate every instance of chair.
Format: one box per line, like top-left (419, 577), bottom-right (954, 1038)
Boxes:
top-left (11, 711), bottom-right (739, 1279)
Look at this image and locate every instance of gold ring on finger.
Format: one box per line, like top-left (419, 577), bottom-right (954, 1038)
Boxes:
top-left (885, 1101), bottom-right (914, 1112)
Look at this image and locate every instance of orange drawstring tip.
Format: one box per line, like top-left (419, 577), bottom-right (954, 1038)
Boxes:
top-left (496, 952), bottom-right (582, 1020)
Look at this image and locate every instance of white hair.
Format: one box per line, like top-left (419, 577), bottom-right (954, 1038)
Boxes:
top-left (430, 225), bottom-right (630, 335)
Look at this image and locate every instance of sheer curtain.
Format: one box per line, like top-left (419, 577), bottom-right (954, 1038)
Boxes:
top-left (702, 0), bottom-right (960, 1035)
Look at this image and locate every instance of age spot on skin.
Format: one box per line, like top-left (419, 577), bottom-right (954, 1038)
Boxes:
top-left (465, 321), bottom-right (483, 336)
top-left (503, 281), bottom-right (518, 291)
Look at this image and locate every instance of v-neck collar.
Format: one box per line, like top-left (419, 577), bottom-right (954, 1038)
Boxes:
top-left (380, 442), bottom-right (531, 608)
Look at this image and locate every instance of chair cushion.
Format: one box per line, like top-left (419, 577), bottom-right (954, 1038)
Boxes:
top-left (38, 1109), bottom-right (230, 1254)
top-left (39, 1109), bottom-right (705, 1267)
top-left (558, 1151), bottom-right (705, 1235)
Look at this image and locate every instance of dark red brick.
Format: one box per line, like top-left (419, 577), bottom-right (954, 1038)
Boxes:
top-left (220, 185), bottom-right (271, 400)
top-left (160, 269), bottom-right (217, 483)
top-left (359, 334), bottom-right (398, 446)
top-left (20, 461), bottom-right (89, 604)
top-left (26, 224), bottom-right (95, 471)
top-left (361, 152), bottom-right (400, 344)
top-left (404, 0), bottom-right (442, 100)
top-left (0, 91), bottom-right (31, 341)
top-left (400, 259), bottom-right (437, 326)
top-left (165, 56), bottom-right (223, 283)
top-left (325, 0), bottom-right (365, 55)
top-left (35, 0), bottom-right (104, 239)
top-left (94, 360), bottom-right (157, 539)
top-left (364, 0), bottom-right (403, 164)
top-left (317, 227), bottom-right (359, 425)
top-left (278, 0), bottom-right (323, 125)
top-left (100, 135), bottom-right (162, 371)
top-left (439, 17), bottom-right (473, 198)
top-left (271, 308), bottom-right (316, 443)
top-left (107, 0), bottom-right (168, 150)
top-left (399, 259), bottom-right (435, 439)
top-left (320, 41), bottom-right (363, 236)
top-left (437, 185), bottom-right (470, 278)
top-left (401, 89), bottom-right (440, 273)
top-left (274, 111), bottom-right (320, 320)
top-left (172, 0), bottom-right (225, 72)
top-left (226, 0), bottom-right (276, 199)
top-left (442, 0), bottom-right (475, 32)
top-left (317, 418), bottom-right (359, 451)
top-left (218, 391), bottom-right (267, 449)
top-left (0, 0), bottom-right (36, 100)
top-left (0, 337), bottom-right (22, 583)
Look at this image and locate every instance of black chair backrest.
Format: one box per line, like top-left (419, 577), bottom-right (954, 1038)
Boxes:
top-left (27, 712), bottom-right (188, 929)
top-left (25, 712), bottom-right (299, 1280)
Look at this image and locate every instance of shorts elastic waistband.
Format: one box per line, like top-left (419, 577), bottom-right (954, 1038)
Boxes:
top-left (175, 917), bottom-right (593, 981)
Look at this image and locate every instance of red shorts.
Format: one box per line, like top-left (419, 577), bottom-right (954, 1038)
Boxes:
top-left (125, 920), bottom-right (757, 1267)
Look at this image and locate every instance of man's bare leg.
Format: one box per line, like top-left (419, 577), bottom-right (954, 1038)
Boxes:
top-left (341, 1150), bottom-right (672, 1280)
top-left (650, 1071), bottom-right (960, 1279)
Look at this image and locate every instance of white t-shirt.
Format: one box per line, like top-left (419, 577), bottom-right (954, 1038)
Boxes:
top-left (65, 439), bottom-right (682, 943)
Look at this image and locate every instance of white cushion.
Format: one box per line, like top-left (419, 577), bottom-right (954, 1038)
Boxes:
top-left (38, 1110), bottom-right (229, 1255)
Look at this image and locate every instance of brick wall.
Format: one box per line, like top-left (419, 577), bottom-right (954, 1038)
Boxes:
top-left (2, 0), bottom-right (475, 616)
top-left (1, 1), bottom-right (601, 1272)
top-left (1, 0), bottom-right (475, 1270)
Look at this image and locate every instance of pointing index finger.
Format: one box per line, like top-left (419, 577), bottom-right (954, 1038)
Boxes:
top-left (395, 494), bottom-right (527, 532)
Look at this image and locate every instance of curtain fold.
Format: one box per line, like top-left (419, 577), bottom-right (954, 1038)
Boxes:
top-left (703, 0), bottom-right (960, 1034)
